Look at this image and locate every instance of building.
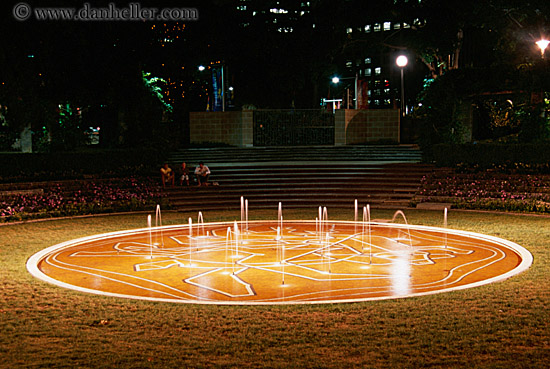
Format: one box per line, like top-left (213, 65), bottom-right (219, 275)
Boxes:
top-left (236, 0), bottom-right (314, 33)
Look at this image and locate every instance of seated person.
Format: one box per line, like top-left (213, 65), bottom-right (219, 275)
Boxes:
top-left (180, 162), bottom-right (190, 186)
top-left (194, 162), bottom-right (211, 186)
top-left (160, 163), bottom-right (175, 188)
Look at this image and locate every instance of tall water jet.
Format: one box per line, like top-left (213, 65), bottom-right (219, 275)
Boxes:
top-left (197, 211), bottom-right (205, 237)
top-left (234, 221), bottom-right (240, 259)
top-left (362, 205), bottom-right (372, 262)
top-left (315, 217), bottom-right (319, 237)
top-left (275, 226), bottom-right (281, 264)
top-left (147, 215), bottom-right (153, 259)
top-left (278, 202), bottom-right (283, 238)
top-left (245, 199), bottom-right (249, 233)
top-left (322, 207), bottom-right (328, 235)
top-left (326, 232), bottom-right (331, 274)
top-left (155, 205), bottom-right (164, 247)
top-left (281, 238), bottom-right (285, 285)
top-left (317, 206), bottom-right (322, 236)
top-left (392, 210), bottom-right (413, 249)
top-left (444, 207), bottom-right (448, 248)
top-left (354, 199), bottom-right (358, 235)
top-left (225, 226), bottom-right (232, 274)
top-left (240, 196), bottom-right (245, 234)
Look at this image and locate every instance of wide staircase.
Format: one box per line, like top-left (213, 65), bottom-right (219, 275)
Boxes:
top-left (163, 145), bottom-right (431, 212)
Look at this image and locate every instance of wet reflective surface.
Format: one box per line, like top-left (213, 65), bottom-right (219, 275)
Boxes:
top-left (27, 221), bottom-right (532, 304)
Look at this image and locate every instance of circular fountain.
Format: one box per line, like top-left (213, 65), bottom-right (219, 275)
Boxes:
top-left (27, 200), bottom-right (532, 305)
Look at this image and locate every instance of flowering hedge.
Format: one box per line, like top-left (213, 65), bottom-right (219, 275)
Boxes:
top-left (0, 177), bottom-right (166, 222)
top-left (415, 170), bottom-right (550, 213)
top-left (0, 149), bottom-right (164, 183)
top-left (428, 143), bottom-right (550, 170)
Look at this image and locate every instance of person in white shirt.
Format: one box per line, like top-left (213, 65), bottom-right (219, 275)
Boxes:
top-left (194, 162), bottom-right (211, 186)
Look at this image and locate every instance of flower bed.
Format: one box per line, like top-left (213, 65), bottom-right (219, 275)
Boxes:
top-left (415, 170), bottom-right (550, 213)
top-left (0, 177), bottom-right (166, 222)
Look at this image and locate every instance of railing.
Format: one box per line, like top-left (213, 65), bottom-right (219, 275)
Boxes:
top-left (253, 110), bottom-right (335, 146)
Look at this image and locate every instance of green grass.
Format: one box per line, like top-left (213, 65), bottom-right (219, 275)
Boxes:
top-left (1, 208), bottom-right (549, 368)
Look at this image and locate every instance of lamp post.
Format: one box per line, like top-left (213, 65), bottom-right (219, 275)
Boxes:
top-left (331, 73), bottom-right (358, 109)
top-left (536, 39), bottom-right (549, 59)
top-left (396, 55), bottom-right (408, 117)
top-left (535, 40), bottom-right (549, 118)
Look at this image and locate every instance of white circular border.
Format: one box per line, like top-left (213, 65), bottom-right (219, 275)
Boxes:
top-left (26, 220), bottom-right (533, 305)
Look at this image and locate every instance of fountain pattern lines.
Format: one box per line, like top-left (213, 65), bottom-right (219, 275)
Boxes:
top-left (29, 216), bottom-right (529, 305)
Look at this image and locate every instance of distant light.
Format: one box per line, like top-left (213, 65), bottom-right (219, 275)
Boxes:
top-left (331, 77), bottom-right (340, 84)
top-left (228, 86), bottom-right (234, 91)
top-left (27, 54), bottom-right (35, 58)
top-left (536, 39), bottom-right (550, 57)
top-left (198, 65), bottom-right (205, 71)
top-left (396, 55), bottom-right (408, 68)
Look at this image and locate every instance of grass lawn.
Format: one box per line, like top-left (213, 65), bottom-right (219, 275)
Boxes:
top-left (1, 208), bottom-right (549, 368)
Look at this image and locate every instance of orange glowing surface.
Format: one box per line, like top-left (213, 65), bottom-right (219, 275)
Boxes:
top-left (27, 221), bottom-right (532, 304)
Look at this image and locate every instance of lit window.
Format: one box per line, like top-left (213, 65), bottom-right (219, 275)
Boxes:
top-left (365, 68), bottom-right (371, 76)
top-left (375, 67), bottom-right (382, 75)
top-left (346, 27), bottom-right (353, 34)
top-left (364, 57), bottom-right (371, 64)
top-left (346, 61), bottom-right (353, 68)
top-left (270, 8), bottom-right (288, 14)
top-left (278, 27), bottom-right (294, 33)
top-left (384, 88), bottom-right (390, 94)
top-left (374, 23), bottom-right (381, 32)
top-left (364, 25), bottom-right (371, 33)
top-left (403, 23), bottom-right (410, 29)
top-left (393, 23), bottom-right (401, 29)
top-left (384, 22), bottom-right (391, 31)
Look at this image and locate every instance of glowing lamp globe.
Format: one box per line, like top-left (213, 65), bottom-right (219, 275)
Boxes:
top-left (396, 55), bottom-right (408, 68)
top-left (536, 39), bottom-right (550, 57)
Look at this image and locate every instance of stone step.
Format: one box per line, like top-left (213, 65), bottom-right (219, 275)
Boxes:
top-left (168, 145), bottom-right (423, 164)
top-left (164, 146), bottom-right (427, 212)
top-left (172, 197), bottom-right (412, 212)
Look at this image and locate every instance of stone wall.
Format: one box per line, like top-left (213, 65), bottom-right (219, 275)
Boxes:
top-left (189, 111), bottom-right (253, 147)
top-left (190, 109), bottom-right (400, 147)
top-left (336, 109), bottom-right (400, 145)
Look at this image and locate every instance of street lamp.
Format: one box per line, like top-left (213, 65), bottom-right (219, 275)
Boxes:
top-left (536, 39), bottom-right (550, 58)
top-left (331, 74), bottom-right (358, 109)
top-left (396, 55), bottom-right (408, 117)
